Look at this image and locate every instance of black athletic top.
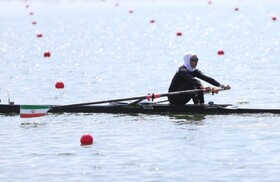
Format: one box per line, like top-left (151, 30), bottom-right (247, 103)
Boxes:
top-left (168, 66), bottom-right (221, 92)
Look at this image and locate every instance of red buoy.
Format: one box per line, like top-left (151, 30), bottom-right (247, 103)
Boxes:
top-left (272, 16), bottom-right (277, 21)
top-left (217, 50), bottom-right (225, 55)
top-left (43, 51), bottom-right (51, 57)
top-left (37, 32), bottom-right (43, 38)
top-left (80, 134), bottom-right (93, 145)
top-left (32, 20), bottom-right (37, 25)
top-left (55, 82), bottom-right (64, 89)
top-left (234, 7), bottom-right (239, 11)
top-left (176, 32), bottom-right (182, 36)
top-left (150, 19), bottom-right (155, 24)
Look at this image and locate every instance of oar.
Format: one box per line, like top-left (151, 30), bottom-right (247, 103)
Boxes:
top-left (53, 87), bottom-right (225, 109)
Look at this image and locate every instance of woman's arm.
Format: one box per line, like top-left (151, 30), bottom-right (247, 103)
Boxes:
top-left (194, 70), bottom-right (221, 87)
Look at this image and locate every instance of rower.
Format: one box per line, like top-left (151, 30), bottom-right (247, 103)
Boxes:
top-left (168, 52), bottom-right (230, 106)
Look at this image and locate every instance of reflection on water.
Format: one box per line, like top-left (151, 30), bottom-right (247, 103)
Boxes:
top-left (169, 114), bottom-right (206, 125)
top-left (112, 112), bottom-right (207, 125)
top-left (20, 122), bottom-right (47, 129)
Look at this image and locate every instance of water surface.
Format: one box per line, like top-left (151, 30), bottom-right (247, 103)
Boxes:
top-left (0, 0), bottom-right (280, 181)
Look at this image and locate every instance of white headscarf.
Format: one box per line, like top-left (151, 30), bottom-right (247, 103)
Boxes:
top-left (183, 52), bottom-right (197, 72)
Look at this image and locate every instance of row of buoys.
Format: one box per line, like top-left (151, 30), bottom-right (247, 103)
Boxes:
top-left (24, 0), bottom-right (64, 90)
top-left (24, 1), bottom-right (92, 147)
top-left (233, 7), bottom-right (277, 21)
top-left (104, 0), bottom-right (277, 58)
top-left (208, 0), bottom-right (277, 21)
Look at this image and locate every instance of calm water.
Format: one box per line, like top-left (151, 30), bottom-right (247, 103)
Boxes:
top-left (1, 0), bottom-right (280, 181)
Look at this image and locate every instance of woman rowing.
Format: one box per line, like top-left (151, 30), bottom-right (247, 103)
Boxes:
top-left (168, 52), bottom-right (230, 105)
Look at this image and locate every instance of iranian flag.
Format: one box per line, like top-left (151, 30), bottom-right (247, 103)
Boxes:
top-left (20, 105), bottom-right (50, 118)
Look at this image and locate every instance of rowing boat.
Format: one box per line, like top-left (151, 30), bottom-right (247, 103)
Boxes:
top-left (49, 102), bottom-right (280, 114)
top-left (1, 88), bottom-right (279, 117)
top-left (0, 101), bottom-right (279, 115)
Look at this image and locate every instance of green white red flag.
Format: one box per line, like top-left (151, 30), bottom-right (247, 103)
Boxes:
top-left (20, 105), bottom-right (50, 118)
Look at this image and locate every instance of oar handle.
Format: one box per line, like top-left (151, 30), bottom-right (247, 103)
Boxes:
top-left (208, 87), bottom-right (230, 95)
top-left (146, 94), bottom-right (161, 101)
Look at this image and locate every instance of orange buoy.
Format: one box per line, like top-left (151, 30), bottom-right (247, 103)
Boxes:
top-left (80, 134), bottom-right (93, 145)
top-left (55, 82), bottom-right (64, 89)
top-left (217, 50), bottom-right (225, 55)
